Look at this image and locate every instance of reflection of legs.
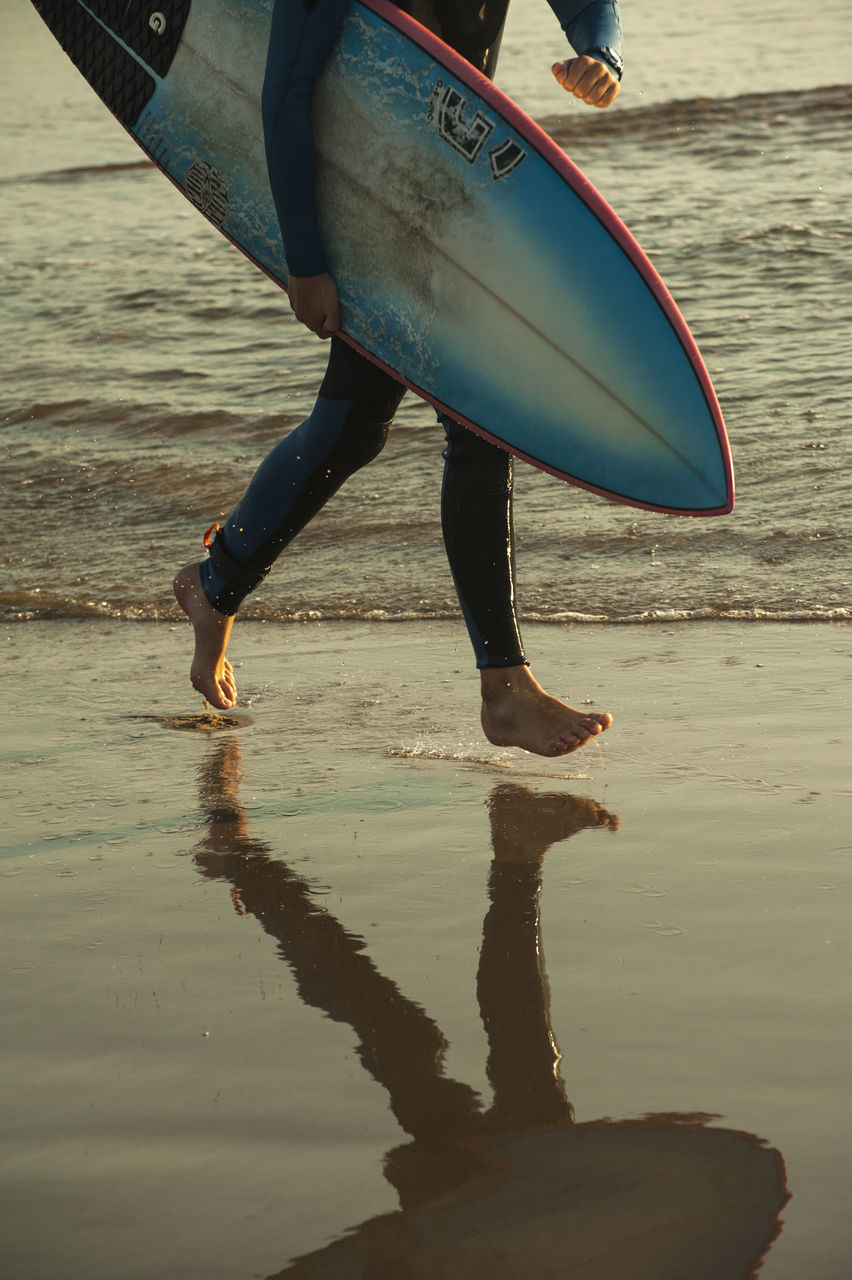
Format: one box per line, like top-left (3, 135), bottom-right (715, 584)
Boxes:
top-left (192, 739), bottom-right (481, 1147)
top-left (478, 859), bottom-right (574, 1130)
top-left (192, 749), bottom-right (601, 1156)
top-left (192, 746), bottom-right (606, 1227)
top-left (174, 340), bottom-right (405, 707)
top-left (478, 782), bottom-right (618, 1126)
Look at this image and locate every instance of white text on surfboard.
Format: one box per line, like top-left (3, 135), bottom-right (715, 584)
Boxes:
top-left (427, 81), bottom-right (527, 180)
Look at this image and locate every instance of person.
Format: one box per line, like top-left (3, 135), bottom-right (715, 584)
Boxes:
top-left (174, 0), bottom-right (622, 757)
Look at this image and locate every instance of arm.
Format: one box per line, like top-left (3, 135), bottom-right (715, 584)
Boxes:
top-left (261, 0), bottom-right (351, 335)
top-left (546, 0), bottom-right (623, 108)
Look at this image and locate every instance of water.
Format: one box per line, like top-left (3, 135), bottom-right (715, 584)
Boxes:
top-left (3, 0), bottom-right (849, 628)
top-left (2, 7), bottom-right (851, 1276)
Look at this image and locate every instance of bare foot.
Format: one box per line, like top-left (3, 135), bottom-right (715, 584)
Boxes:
top-left (173, 563), bottom-right (237, 710)
top-left (480, 665), bottom-right (612, 757)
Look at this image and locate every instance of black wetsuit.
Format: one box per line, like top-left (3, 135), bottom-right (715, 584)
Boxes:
top-left (201, 0), bottom-right (623, 668)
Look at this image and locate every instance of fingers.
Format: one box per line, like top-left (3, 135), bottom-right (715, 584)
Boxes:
top-left (296, 298), bottom-right (340, 339)
top-left (311, 310), bottom-right (339, 339)
top-left (551, 55), bottom-right (620, 108)
top-left (313, 291), bottom-right (340, 339)
top-left (288, 273), bottom-right (341, 339)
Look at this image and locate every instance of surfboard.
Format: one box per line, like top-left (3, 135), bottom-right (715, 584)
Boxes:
top-left (30, 0), bottom-right (734, 515)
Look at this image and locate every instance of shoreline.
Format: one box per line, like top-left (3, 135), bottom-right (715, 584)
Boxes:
top-left (2, 602), bottom-right (849, 624)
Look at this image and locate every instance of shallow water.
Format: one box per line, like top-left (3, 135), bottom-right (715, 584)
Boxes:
top-left (2, 0), bottom-right (850, 626)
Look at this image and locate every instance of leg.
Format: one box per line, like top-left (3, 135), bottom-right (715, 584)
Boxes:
top-left (174, 339), bottom-right (406, 707)
top-left (440, 419), bottom-right (612, 756)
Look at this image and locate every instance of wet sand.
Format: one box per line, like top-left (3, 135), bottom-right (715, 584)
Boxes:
top-left (1, 618), bottom-right (849, 1279)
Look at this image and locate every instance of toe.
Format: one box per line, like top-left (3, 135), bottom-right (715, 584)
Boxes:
top-left (218, 681), bottom-right (236, 708)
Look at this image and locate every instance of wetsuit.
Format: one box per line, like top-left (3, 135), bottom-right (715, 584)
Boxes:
top-left (201, 0), bottom-right (623, 668)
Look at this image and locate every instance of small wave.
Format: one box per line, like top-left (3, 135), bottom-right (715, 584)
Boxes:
top-left (3, 399), bottom-right (93, 428)
top-left (541, 83), bottom-right (852, 151)
top-left (730, 222), bottom-right (830, 248)
top-left (1, 161), bottom-right (154, 189)
top-left (4, 399), bottom-right (261, 441)
top-left (2, 598), bottom-right (848, 626)
top-left (520, 607), bottom-right (852, 625)
top-left (0, 594), bottom-right (176, 623)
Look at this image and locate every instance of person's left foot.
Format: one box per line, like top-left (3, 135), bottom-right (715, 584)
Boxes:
top-left (480, 665), bottom-right (612, 757)
top-left (173, 562), bottom-right (237, 709)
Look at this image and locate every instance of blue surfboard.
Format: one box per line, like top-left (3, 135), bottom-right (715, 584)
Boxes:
top-left (30, 0), bottom-right (734, 515)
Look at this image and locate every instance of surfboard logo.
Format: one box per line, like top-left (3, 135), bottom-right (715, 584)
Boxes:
top-left (148, 11), bottom-right (166, 35)
top-left (428, 82), bottom-right (526, 180)
top-left (428, 83), bottom-right (493, 162)
top-left (488, 139), bottom-right (526, 180)
top-left (185, 160), bottom-right (229, 226)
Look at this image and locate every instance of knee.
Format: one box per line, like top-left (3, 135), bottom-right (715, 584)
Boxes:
top-left (442, 418), bottom-right (513, 494)
top-left (336, 415), bottom-right (390, 471)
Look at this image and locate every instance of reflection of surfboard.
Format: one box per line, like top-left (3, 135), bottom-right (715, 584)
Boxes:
top-left (31, 0), bottom-right (734, 516)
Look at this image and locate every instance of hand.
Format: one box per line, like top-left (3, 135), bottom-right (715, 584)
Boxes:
top-left (551, 55), bottom-right (620, 108)
top-left (287, 272), bottom-right (340, 338)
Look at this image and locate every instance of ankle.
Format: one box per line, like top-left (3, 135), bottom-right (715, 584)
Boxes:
top-left (480, 664), bottom-right (535, 701)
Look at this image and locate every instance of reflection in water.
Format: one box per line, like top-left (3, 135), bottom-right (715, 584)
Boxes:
top-left (191, 741), bottom-right (789, 1278)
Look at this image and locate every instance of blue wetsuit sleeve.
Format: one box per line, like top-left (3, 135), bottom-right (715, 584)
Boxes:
top-left (264, 0), bottom-right (622, 278)
top-left (545, 0), bottom-right (623, 70)
top-left (262, 0), bottom-right (351, 278)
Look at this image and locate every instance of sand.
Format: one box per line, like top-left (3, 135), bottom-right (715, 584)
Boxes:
top-left (1, 618), bottom-right (849, 1279)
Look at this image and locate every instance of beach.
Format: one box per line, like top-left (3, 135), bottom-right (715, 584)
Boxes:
top-left (4, 0), bottom-right (852, 1274)
top-left (2, 617), bottom-right (850, 1277)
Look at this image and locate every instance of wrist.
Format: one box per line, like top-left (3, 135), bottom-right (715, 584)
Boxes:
top-left (582, 45), bottom-right (624, 80)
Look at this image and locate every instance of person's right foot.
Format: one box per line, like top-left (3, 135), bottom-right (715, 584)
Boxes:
top-left (480, 665), bottom-right (612, 757)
